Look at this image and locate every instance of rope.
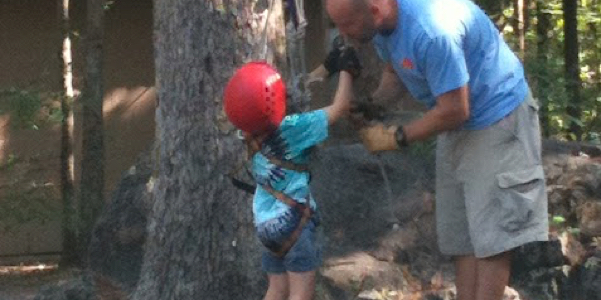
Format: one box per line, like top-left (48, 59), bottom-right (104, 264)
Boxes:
top-left (255, 0), bottom-right (310, 111)
top-left (259, 0), bottom-right (276, 60)
top-left (376, 155), bottom-right (400, 228)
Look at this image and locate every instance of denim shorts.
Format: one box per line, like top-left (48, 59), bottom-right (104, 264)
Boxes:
top-left (257, 209), bottom-right (322, 273)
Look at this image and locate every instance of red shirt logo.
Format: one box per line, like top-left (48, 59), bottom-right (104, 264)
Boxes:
top-left (401, 58), bottom-right (414, 69)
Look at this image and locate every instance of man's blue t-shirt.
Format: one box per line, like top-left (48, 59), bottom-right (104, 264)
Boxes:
top-left (251, 109), bottom-right (328, 225)
top-left (373, 0), bottom-right (528, 129)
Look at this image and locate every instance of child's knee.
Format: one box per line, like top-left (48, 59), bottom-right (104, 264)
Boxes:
top-left (268, 274), bottom-right (290, 296)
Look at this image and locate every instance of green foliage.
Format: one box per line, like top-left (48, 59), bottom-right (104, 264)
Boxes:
top-left (0, 187), bottom-right (61, 233)
top-left (48, 105), bottom-right (65, 123)
top-left (552, 215), bottom-right (566, 224)
top-left (2, 88), bottom-right (42, 129)
top-left (0, 154), bottom-right (19, 171)
top-left (493, 0), bottom-right (601, 142)
top-left (0, 88), bottom-right (66, 129)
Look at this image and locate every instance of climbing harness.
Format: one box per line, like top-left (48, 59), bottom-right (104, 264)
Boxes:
top-left (244, 134), bottom-right (314, 258)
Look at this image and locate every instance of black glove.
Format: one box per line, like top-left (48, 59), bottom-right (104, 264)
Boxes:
top-left (323, 46), bottom-right (342, 75)
top-left (339, 47), bottom-right (362, 78)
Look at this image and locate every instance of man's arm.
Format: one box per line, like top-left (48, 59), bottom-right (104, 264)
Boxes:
top-left (403, 84), bottom-right (469, 143)
top-left (371, 63), bottom-right (404, 104)
top-left (358, 85), bottom-right (469, 152)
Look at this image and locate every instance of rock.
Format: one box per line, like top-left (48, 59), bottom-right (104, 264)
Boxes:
top-left (542, 139), bottom-right (601, 158)
top-left (577, 201), bottom-right (601, 237)
top-left (512, 240), bottom-right (565, 276)
top-left (511, 267), bottom-right (565, 300)
top-left (34, 273), bottom-right (128, 300)
top-left (87, 146), bottom-right (154, 291)
top-left (543, 148), bottom-right (601, 230)
top-left (559, 231), bottom-right (588, 266)
top-left (310, 143), bottom-right (436, 254)
top-left (510, 240), bottom-right (565, 300)
top-left (34, 274), bottom-right (95, 300)
top-left (561, 251), bottom-right (601, 300)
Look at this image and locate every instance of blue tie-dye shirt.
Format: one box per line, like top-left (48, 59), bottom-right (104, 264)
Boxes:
top-left (251, 109), bottom-right (328, 225)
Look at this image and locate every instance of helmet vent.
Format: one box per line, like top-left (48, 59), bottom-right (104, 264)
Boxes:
top-left (265, 95), bottom-right (272, 113)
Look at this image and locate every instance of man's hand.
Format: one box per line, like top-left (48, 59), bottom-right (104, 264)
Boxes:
top-left (358, 123), bottom-right (399, 152)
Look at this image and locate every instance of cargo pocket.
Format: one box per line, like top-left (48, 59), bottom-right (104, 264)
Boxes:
top-left (495, 165), bottom-right (545, 232)
top-left (527, 94), bottom-right (540, 112)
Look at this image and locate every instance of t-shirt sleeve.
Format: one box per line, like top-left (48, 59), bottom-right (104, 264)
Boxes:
top-left (417, 34), bottom-right (469, 97)
top-left (279, 109), bottom-right (329, 156)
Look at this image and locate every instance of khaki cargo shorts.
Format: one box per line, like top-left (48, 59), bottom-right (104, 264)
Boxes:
top-left (435, 92), bottom-right (549, 258)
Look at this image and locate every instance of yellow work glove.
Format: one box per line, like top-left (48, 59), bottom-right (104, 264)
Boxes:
top-left (358, 123), bottom-right (399, 153)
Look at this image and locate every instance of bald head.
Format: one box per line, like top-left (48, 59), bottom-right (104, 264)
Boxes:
top-left (326, 0), bottom-right (369, 15)
top-left (327, 0), bottom-right (398, 44)
top-left (326, 0), bottom-right (377, 44)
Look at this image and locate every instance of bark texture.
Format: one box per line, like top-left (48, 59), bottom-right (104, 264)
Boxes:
top-left (132, 0), bottom-right (284, 299)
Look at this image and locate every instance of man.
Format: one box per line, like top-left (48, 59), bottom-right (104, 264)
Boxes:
top-left (326, 0), bottom-right (549, 299)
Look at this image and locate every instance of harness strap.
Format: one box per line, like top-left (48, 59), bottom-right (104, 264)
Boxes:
top-left (261, 183), bottom-right (313, 258)
top-left (244, 135), bottom-right (313, 257)
top-left (246, 137), bottom-right (309, 172)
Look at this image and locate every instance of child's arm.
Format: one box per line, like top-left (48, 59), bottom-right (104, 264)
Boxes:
top-left (324, 71), bottom-right (354, 124)
top-left (323, 47), bottom-right (361, 124)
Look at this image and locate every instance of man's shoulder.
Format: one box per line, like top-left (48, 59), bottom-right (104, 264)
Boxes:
top-left (404, 0), bottom-right (476, 38)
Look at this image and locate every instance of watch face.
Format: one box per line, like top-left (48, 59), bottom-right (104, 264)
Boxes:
top-left (395, 127), bottom-right (407, 147)
top-left (394, 127), bottom-right (403, 146)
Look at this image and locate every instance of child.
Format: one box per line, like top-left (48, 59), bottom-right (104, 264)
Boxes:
top-left (223, 48), bottom-right (361, 300)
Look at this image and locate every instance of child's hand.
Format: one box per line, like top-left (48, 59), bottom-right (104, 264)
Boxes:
top-left (339, 47), bottom-right (362, 78)
top-left (323, 46), bottom-right (343, 75)
top-left (323, 46), bottom-right (362, 78)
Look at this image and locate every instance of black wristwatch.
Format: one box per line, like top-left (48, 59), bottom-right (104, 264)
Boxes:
top-left (395, 126), bottom-right (409, 147)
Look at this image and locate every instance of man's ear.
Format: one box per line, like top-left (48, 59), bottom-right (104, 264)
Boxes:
top-left (371, 0), bottom-right (389, 28)
top-left (370, 2), bottom-right (382, 23)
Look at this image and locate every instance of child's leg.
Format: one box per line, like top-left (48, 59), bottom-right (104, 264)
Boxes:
top-left (287, 270), bottom-right (316, 300)
top-left (283, 220), bottom-right (321, 300)
top-left (263, 273), bottom-right (289, 300)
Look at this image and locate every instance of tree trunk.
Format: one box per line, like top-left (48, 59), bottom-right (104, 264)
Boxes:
top-left (591, 0), bottom-right (601, 93)
top-left (536, 0), bottom-right (551, 136)
top-left (58, 0), bottom-right (78, 267)
top-left (78, 0), bottom-right (105, 265)
top-left (513, 0), bottom-right (526, 59)
top-left (587, 0), bottom-right (601, 136)
top-left (132, 0), bottom-right (285, 299)
top-left (563, 0), bottom-right (582, 140)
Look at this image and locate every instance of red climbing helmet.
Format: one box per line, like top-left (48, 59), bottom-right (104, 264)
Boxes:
top-left (224, 61), bottom-right (286, 134)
